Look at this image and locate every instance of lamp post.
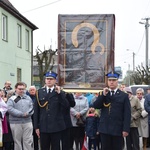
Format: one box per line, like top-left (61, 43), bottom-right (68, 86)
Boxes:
top-left (126, 49), bottom-right (135, 73)
top-left (139, 17), bottom-right (150, 70)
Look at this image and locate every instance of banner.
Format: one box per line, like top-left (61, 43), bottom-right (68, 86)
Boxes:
top-left (58, 14), bottom-right (115, 89)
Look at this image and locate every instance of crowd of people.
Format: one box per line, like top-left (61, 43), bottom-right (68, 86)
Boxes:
top-left (0, 71), bottom-right (150, 150)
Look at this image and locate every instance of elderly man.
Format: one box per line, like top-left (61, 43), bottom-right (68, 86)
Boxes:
top-left (34, 71), bottom-right (69, 150)
top-left (3, 81), bottom-right (12, 98)
top-left (93, 71), bottom-right (131, 150)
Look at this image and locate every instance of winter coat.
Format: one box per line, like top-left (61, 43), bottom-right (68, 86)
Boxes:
top-left (93, 89), bottom-right (131, 136)
top-left (129, 95), bottom-right (142, 127)
top-left (7, 94), bottom-right (33, 124)
top-left (70, 94), bottom-right (89, 127)
top-left (138, 97), bottom-right (149, 137)
top-left (144, 93), bottom-right (150, 124)
top-left (85, 115), bottom-right (99, 138)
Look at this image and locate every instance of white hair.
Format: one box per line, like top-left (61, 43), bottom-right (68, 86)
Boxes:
top-left (136, 88), bottom-right (144, 94)
top-left (29, 85), bottom-right (36, 91)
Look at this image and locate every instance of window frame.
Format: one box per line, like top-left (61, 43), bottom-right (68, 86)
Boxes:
top-left (25, 29), bottom-right (29, 51)
top-left (17, 24), bottom-right (22, 47)
top-left (17, 68), bottom-right (22, 82)
top-left (2, 14), bottom-right (8, 41)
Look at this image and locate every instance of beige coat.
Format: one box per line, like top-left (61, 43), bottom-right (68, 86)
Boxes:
top-left (138, 97), bottom-right (149, 137)
top-left (130, 95), bottom-right (142, 127)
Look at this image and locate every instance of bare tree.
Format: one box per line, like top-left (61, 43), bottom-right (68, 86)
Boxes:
top-left (131, 65), bottom-right (150, 85)
top-left (34, 46), bottom-right (57, 87)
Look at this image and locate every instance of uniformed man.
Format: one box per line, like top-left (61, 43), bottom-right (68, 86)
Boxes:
top-left (33, 71), bottom-right (69, 150)
top-left (93, 71), bottom-right (131, 150)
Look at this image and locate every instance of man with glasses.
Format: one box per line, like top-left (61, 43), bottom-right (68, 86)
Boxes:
top-left (93, 71), bottom-right (131, 150)
top-left (7, 82), bottom-right (34, 150)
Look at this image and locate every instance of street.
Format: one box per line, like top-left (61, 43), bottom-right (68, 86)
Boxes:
top-left (123, 137), bottom-right (150, 150)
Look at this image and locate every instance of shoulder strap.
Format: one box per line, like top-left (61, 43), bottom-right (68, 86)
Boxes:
top-left (36, 91), bottom-right (48, 108)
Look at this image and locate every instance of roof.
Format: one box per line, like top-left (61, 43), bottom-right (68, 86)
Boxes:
top-left (0, 0), bottom-right (38, 30)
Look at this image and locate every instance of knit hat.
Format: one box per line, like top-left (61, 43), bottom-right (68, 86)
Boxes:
top-left (124, 87), bottom-right (133, 94)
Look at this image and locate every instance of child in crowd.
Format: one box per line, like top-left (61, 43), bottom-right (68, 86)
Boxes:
top-left (85, 107), bottom-right (99, 150)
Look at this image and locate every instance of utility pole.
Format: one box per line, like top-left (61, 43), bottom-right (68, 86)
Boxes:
top-left (126, 49), bottom-right (135, 73)
top-left (139, 17), bottom-right (150, 70)
top-left (145, 18), bottom-right (149, 69)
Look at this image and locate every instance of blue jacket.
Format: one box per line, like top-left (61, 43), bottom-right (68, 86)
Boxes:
top-left (85, 115), bottom-right (99, 138)
top-left (85, 93), bottom-right (95, 106)
top-left (93, 89), bottom-right (131, 136)
top-left (144, 94), bottom-right (150, 124)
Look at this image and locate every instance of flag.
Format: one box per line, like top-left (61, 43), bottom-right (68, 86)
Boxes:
top-left (82, 135), bottom-right (88, 150)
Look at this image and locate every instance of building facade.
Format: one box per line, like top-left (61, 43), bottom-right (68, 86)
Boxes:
top-left (0, 0), bottom-right (38, 88)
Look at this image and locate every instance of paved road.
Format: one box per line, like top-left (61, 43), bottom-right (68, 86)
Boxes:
top-left (123, 137), bottom-right (150, 150)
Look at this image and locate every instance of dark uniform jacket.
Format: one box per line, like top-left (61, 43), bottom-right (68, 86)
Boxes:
top-left (63, 93), bottom-right (76, 128)
top-left (34, 87), bottom-right (69, 133)
top-left (93, 89), bottom-right (131, 136)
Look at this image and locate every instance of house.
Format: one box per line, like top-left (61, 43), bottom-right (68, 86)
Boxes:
top-left (0, 0), bottom-right (38, 88)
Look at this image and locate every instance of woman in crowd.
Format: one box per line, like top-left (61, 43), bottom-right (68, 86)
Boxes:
top-left (3, 90), bottom-right (15, 150)
top-left (136, 88), bottom-right (149, 150)
top-left (70, 92), bottom-right (89, 150)
top-left (0, 90), bottom-right (8, 150)
top-left (124, 87), bottom-right (142, 150)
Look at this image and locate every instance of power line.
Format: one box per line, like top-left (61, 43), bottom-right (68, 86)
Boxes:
top-left (136, 54), bottom-right (145, 58)
top-left (135, 31), bottom-right (145, 55)
top-left (22, 0), bottom-right (61, 13)
top-left (142, 0), bottom-right (150, 17)
top-left (116, 56), bottom-right (133, 63)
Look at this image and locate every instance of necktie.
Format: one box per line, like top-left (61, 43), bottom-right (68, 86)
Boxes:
top-left (111, 91), bottom-right (114, 96)
top-left (48, 88), bottom-right (51, 93)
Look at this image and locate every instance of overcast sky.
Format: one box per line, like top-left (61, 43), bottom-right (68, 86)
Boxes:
top-left (9, 0), bottom-right (150, 75)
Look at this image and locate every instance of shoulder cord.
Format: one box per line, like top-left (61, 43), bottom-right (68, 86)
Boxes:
top-left (103, 92), bottom-right (111, 107)
top-left (36, 91), bottom-right (48, 108)
top-left (103, 102), bottom-right (111, 107)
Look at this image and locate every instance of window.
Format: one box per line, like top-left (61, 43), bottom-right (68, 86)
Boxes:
top-left (17, 68), bottom-right (22, 82)
top-left (2, 14), bottom-right (7, 41)
top-left (17, 24), bottom-right (22, 47)
top-left (25, 29), bottom-right (29, 51)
